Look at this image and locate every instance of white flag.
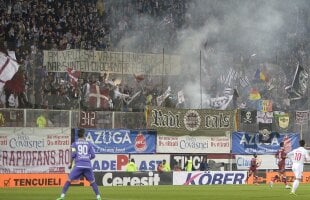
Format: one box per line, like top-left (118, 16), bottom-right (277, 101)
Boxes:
top-left (0, 51), bottom-right (20, 92)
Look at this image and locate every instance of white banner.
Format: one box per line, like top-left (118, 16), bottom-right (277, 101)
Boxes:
top-left (43, 49), bottom-right (181, 75)
top-left (234, 155), bottom-right (292, 170)
top-left (0, 128), bottom-right (71, 173)
top-left (157, 135), bottom-right (230, 153)
top-left (92, 154), bottom-right (170, 171)
top-left (173, 171), bottom-right (247, 185)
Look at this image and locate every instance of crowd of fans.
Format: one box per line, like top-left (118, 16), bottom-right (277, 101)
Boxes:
top-left (0, 0), bottom-right (187, 111)
top-left (0, 0), bottom-right (310, 112)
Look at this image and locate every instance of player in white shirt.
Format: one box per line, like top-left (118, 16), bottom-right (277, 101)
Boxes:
top-left (287, 140), bottom-right (310, 195)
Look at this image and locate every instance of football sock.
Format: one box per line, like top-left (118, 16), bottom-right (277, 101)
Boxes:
top-left (91, 182), bottom-right (100, 196)
top-left (292, 180), bottom-right (299, 193)
top-left (62, 181), bottom-right (71, 194)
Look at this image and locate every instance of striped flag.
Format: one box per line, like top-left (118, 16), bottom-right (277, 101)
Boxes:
top-left (67, 68), bottom-right (80, 87)
top-left (239, 76), bottom-right (250, 88)
top-left (283, 135), bottom-right (292, 153)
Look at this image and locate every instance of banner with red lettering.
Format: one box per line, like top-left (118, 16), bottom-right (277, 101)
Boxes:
top-left (156, 135), bottom-right (230, 153)
top-left (0, 128), bottom-right (71, 173)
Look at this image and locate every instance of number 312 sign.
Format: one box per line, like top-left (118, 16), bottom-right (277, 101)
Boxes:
top-left (80, 111), bottom-right (96, 128)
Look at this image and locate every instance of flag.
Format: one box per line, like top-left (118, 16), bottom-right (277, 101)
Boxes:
top-left (285, 64), bottom-right (309, 100)
top-left (224, 68), bottom-right (238, 86)
top-left (249, 88), bottom-right (261, 100)
top-left (0, 51), bottom-right (20, 93)
top-left (257, 100), bottom-right (272, 112)
top-left (125, 91), bottom-right (141, 105)
top-left (295, 110), bottom-right (309, 124)
top-left (278, 115), bottom-right (289, 129)
top-left (257, 111), bottom-right (273, 123)
top-left (133, 74), bottom-right (144, 83)
top-left (239, 76), bottom-right (250, 88)
top-left (210, 95), bottom-right (233, 110)
top-left (258, 122), bottom-right (272, 143)
top-left (157, 86), bottom-right (171, 106)
top-left (223, 87), bottom-right (232, 96)
top-left (177, 90), bottom-right (185, 104)
top-left (283, 135), bottom-right (292, 153)
top-left (254, 67), bottom-right (269, 82)
top-left (274, 111), bottom-right (290, 129)
top-left (240, 110), bottom-right (257, 124)
top-left (67, 68), bottom-right (80, 87)
top-left (88, 84), bottom-right (110, 109)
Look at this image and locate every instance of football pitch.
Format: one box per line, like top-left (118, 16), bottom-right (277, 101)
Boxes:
top-left (1, 184), bottom-right (310, 200)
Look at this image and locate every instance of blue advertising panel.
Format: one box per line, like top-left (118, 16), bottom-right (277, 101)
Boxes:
top-left (75, 129), bottom-right (156, 154)
top-left (232, 132), bottom-right (300, 154)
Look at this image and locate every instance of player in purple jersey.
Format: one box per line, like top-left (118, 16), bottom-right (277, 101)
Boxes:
top-left (56, 129), bottom-right (101, 200)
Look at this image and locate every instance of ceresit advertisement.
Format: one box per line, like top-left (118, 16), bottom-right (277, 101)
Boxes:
top-left (0, 128), bottom-right (71, 174)
top-left (92, 154), bottom-right (170, 171)
top-left (94, 172), bottom-right (173, 186)
top-left (173, 171), bottom-right (247, 185)
top-left (235, 155), bottom-right (292, 170)
top-left (156, 135), bottom-right (230, 153)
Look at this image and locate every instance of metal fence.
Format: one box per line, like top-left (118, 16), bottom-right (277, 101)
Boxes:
top-left (0, 108), bottom-right (308, 144)
top-left (0, 109), bottom-right (146, 129)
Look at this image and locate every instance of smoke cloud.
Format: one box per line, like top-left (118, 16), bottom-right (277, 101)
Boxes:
top-left (106, 0), bottom-right (310, 109)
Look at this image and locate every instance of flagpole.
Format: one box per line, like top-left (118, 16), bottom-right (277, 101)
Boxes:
top-left (162, 48), bottom-right (165, 93)
top-left (121, 46), bottom-right (124, 112)
top-left (200, 50), bottom-right (202, 109)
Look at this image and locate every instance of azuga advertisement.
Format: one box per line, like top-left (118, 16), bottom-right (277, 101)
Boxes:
top-left (232, 132), bottom-right (299, 154)
top-left (78, 129), bottom-right (156, 154)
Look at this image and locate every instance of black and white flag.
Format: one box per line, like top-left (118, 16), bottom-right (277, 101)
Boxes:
top-left (285, 64), bottom-right (309, 101)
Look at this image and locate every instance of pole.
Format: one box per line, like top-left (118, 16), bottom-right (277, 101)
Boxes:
top-left (162, 48), bottom-right (165, 93)
top-left (121, 47), bottom-right (124, 112)
top-left (200, 50), bottom-right (202, 109)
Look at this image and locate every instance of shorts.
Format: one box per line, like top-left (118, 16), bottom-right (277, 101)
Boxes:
top-left (292, 164), bottom-right (303, 179)
top-left (69, 166), bottom-right (95, 182)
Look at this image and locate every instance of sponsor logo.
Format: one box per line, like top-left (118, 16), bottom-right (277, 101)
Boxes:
top-left (135, 133), bottom-right (146, 152)
top-left (85, 130), bottom-right (132, 145)
top-left (184, 172), bottom-right (245, 185)
top-left (183, 110), bottom-right (201, 131)
top-left (101, 172), bottom-right (160, 186)
top-left (49, 167), bottom-right (65, 173)
top-left (13, 178), bottom-right (62, 186)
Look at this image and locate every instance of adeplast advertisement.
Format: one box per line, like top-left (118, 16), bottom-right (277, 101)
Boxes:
top-left (80, 129), bottom-right (156, 154)
top-left (91, 154), bottom-right (170, 171)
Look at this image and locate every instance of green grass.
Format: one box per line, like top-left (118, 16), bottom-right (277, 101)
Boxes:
top-left (1, 184), bottom-right (309, 200)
